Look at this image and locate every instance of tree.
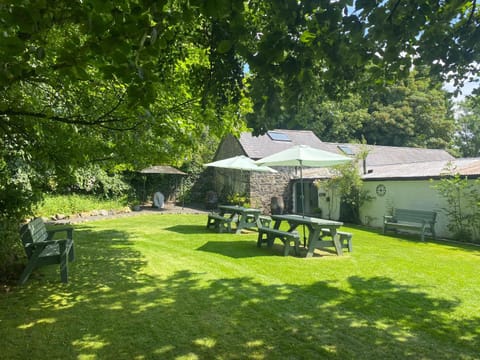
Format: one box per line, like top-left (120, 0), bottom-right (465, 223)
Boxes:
top-left (454, 94), bottom-right (480, 157)
top-left (360, 71), bottom-right (455, 148)
top-left (245, 1), bottom-right (480, 132)
top-left (316, 146), bottom-right (373, 224)
top-left (292, 70), bottom-right (455, 148)
top-left (1, 1), bottom-right (479, 273)
top-left (432, 164), bottom-right (480, 243)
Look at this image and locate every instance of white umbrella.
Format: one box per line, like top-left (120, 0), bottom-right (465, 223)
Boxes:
top-left (204, 155), bottom-right (277, 204)
top-left (256, 144), bottom-right (351, 245)
top-left (255, 145), bottom-right (351, 168)
top-left (204, 155), bottom-right (277, 173)
top-left (256, 144), bottom-right (351, 214)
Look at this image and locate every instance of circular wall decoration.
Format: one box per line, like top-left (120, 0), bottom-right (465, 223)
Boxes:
top-left (376, 184), bottom-right (387, 197)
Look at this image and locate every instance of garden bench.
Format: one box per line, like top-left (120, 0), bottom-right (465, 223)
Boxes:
top-left (383, 208), bottom-right (437, 241)
top-left (206, 212), bottom-right (232, 233)
top-left (321, 229), bottom-right (353, 252)
top-left (18, 217), bottom-right (75, 285)
top-left (257, 220), bottom-right (300, 256)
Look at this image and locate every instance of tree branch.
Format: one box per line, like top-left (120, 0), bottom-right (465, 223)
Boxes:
top-left (1, 109), bottom-right (141, 131)
top-left (466, 0), bottom-right (477, 26)
top-left (387, 0), bottom-right (402, 23)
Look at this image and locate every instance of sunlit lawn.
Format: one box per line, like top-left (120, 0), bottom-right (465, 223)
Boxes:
top-left (1, 214), bottom-right (479, 359)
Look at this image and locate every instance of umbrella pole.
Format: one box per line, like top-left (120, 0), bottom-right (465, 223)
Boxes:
top-left (300, 163), bottom-right (307, 248)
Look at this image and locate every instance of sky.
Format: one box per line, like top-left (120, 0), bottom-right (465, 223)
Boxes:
top-left (444, 78), bottom-right (478, 103)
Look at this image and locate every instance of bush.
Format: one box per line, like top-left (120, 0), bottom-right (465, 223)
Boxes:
top-left (432, 167), bottom-right (480, 243)
top-left (70, 165), bottom-right (132, 199)
top-left (0, 216), bottom-right (25, 283)
top-left (34, 194), bottom-right (130, 218)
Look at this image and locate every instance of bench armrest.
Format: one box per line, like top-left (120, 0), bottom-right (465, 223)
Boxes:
top-left (26, 238), bottom-right (71, 249)
top-left (383, 215), bottom-right (395, 222)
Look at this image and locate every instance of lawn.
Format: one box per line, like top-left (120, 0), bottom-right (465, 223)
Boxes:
top-left (1, 214), bottom-right (479, 359)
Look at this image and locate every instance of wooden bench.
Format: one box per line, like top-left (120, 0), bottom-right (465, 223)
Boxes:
top-left (18, 217), bottom-right (75, 285)
top-left (257, 220), bottom-right (300, 256)
top-left (383, 208), bottom-right (437, 241)
top-left (321, 229), bottom-right (353, 252)
top-left (206, 213), bottom-right (232, 233)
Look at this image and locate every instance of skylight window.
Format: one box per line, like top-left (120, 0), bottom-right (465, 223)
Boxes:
top-left (267, 131), bottom-right (291, 142)
top-left (338, 145), bottom-right (355, 155)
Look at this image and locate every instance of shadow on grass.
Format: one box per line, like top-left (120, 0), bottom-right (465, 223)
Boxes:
top-left (165, 224), bottom-right (209, 234)
top-left (2, 224), bottom-right (479, 359)
top-left (197, 240), bottom-right (280, 258)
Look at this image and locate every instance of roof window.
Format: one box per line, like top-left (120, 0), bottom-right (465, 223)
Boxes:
top-left (267, 131), bottom-right (291, 142)
top-left (338, 145), bottom-right (355, 155)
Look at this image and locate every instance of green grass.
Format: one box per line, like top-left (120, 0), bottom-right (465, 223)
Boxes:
top-left (2, 214), bottom-right (479, 359)
top-left (35, 194), bottom-right (130, 218)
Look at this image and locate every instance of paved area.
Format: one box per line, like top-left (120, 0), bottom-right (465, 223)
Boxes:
top-left (50, 204), bottom-right (209, 225)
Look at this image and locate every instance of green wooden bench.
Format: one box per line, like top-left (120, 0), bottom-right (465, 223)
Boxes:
top-left (206, 212), bottom-right (232, 233)
top-left (383, 208), bottom-right (437, 241)
top-left (320, 229), bottom-right (353, 252)
top-left (257, 216), bottom-right (300, 256)
top-left (18, 218), bottom-right (75, 285)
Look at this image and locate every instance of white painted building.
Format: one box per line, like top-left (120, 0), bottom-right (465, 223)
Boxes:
top-left (213, 129), bottom-right (480, 240)
top-left (360, 159), bottom-right (480, 240)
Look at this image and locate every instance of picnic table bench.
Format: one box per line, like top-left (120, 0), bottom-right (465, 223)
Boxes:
top-left (383, 208), bottom-right (437, 241)
top-left (206, 205), bottom-right (261, 234)
top-left (320, 228), bottom-right (353, 252)
top-left (206, 212), bottom-right (233, 233)
top-left (18, 217), bottom-right (75, 285)
top-left (257, 216), bottom-right (300, 256)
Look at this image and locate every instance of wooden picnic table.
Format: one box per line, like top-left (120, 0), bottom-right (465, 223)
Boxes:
top-left (218, 205), bottom-right (262, 234)
top-left (271, 214), bottom-right (344, 258)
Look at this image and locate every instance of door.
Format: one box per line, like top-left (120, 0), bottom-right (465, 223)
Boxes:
top-left (294, 181), bottom-right (318, 215)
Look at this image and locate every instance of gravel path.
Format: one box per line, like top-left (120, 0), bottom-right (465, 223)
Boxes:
top-left (50, 204), bottom-right (209, 225)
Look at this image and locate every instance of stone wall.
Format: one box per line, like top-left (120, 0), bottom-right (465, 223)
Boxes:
top-left (249, 170), bottom-right (294, 214)
top-left (213, 135), bottom-right (296, 214)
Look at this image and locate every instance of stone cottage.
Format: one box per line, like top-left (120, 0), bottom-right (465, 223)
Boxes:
top-left (210, 129), bottom-right (326, 212)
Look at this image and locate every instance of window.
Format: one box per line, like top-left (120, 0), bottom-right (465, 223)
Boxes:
top-left (338, 145), bottom-right (355, 155)
top-left (267, 131), bottom-right (291, 142)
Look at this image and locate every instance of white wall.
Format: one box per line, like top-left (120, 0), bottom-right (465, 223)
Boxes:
top-left (360, 180), bottom-right (455, 239)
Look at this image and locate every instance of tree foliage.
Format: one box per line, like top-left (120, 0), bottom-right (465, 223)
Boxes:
top-left (361, 71), bottom-right (455, 148)
top-left (432, 164), bottom-right (480, 243)
top-left (454, 94), bottom-right (480, 157)
top-left (317, 145), bottom-right (373, 224)
top-left (245, 0), bottom-right (480, 132)
top-left (293, 70), bottom-right (455, 148)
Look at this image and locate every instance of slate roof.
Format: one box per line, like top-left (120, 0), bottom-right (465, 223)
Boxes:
top-left (239, 130), bottom-right (324, 159)
top-left (362, 158), bottom-right (480, 180)
top-left (315, 142), bottom-right (454, 167)
top-left (235, 129), bottom-right (480, 180)
top-left (238, 129), bottom-right (454, 166)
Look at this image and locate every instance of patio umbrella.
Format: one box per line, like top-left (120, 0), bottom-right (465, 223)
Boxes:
top-left (256, 145), bottom-right (351, 244)
top-left (204, 155), bottom-right (277, 173)
top-left (204, 155), bottom-right (277, 206)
